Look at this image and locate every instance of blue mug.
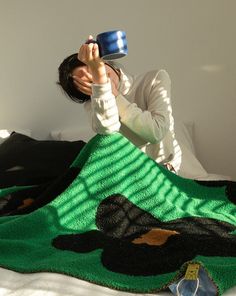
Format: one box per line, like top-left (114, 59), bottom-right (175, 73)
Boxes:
top-left (86, 30), bottom-right (128, 60)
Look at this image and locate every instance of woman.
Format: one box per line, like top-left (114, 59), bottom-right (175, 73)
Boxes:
top-left (58, 35), bottom-right (181, 173)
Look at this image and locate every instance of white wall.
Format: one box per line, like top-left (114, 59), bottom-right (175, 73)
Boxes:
top-left (0, 0), bottom-right (235, 179)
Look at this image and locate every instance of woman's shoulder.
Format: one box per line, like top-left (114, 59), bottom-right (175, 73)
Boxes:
top-left (142, 69), bottom-right (170, 81)
top-left (135, 69), bottom-right (171, 88)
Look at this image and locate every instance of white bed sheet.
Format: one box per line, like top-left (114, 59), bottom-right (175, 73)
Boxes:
top-left (0, 268), bottom-right (170, 296)
top-left (0, 267), bottom-right (236, 296)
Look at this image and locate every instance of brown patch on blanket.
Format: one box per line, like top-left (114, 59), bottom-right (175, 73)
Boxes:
top-left (18, 198), bottom-right (34, 209)
top-left (132, 228), bottom-right (179, 246)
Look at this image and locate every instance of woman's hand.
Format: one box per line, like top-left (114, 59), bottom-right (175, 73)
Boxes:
top-left (72, 67), bottom-right (119, 97)
top-left (72, 67), bottom-right (93, 96)
top-left (78, 35), bottom-right (107, 84)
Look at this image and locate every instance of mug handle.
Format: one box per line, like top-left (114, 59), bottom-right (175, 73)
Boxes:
top-left (84, 39), bottom-right (103, 58)
top-left (85, 39), bottom-right (97, 44)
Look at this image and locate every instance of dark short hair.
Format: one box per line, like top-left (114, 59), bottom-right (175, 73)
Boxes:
top-left (57, 53), bottom-right (90, 103)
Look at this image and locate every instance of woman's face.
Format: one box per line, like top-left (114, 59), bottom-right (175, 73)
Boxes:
top-left (72, 64), bottom-right (118, 81)
top-left (71, 64), bottom-right (119, 96)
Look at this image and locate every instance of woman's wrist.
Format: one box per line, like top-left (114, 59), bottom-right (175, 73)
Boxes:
top-left (89, 63), bottom-right (108, 84)
top-left (92, 69), bottom-right (108, 84)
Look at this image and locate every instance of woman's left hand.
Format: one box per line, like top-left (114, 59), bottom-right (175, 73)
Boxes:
top-left (72, 67), bottom-right (93, 96)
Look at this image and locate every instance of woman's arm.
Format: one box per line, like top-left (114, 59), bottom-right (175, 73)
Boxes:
top-left (116, 70), bottom-right (172, 144)
top-left (75, 36), bottom-right (121, 134)
top-left (89, 81), bottom-right (121, 134)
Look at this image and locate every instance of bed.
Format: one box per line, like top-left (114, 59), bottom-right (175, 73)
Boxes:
top-left (0, 122), bottom-right (235, 296)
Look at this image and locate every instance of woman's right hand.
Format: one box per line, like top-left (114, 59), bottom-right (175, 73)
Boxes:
top-left (78, 36), bottom-right (102, 69)
top-left (77, 35), bottom-right (107, 84)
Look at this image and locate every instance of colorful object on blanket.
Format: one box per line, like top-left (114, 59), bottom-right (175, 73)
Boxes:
top-left (169, 264), bottom-right (218, 295)
top-left (0, 133), bottom-right (235, 295)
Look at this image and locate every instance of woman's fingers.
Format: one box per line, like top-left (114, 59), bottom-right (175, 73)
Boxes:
top-left (78, 43), bottom-right (95, 63)
top-left (78, 35), bottom-right (96, 63)
top-left (74, 67), bottom-right (93, 82)
top-left (92, 43), bottom-right (99, 59)
top-left (78, 34), bottom-right (103, 68)
top-left (73, 75), bottom-right (92, 95)
top-left (78, 44), bottom-right (86, 62)
top-left (73, 75), bottom-right (91, 88)
top-left (86, 43), bottom-right (94, 61)
top-left (84, 71), bottom-right (93, 81)
top-left (73, 80), bottom-right (92, 96)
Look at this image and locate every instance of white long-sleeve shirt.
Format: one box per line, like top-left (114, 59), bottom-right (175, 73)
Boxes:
top-left (84, 64), bottom-right (181, 173)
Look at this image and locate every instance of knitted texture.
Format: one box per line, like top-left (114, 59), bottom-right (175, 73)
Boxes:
top-left (0, 133), bottom-right (235, 295)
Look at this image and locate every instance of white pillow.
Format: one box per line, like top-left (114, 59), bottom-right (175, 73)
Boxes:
top-left (174, 121), bottom-right (209, 179)
top-left (177, 142), bottom-right (209, 179)
top-left (197, 173), bottom-right (232, 181)
top-left (0, 130), bottom-right (11, 144)
top-left (174, 122), bottom-right (232, 180)
top-left (50, 126), bottom-right (95, 142)
top-left (175, 121), bottom-right (196, 154)
top-left (0, 129), bottom-right (32, 145)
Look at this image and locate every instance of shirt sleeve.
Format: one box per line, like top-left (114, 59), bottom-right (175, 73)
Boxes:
top-left (90, 80), bottom-right (121, 134)
top-left (116, 70), bottom-right (172, 144)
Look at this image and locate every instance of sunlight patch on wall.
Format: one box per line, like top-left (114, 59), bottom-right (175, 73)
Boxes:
top-left (200, 64), bottom-right (224, 73)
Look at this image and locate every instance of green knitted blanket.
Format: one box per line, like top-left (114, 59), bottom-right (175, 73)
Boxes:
top-left (0, 133), bottom-right (235, 295)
